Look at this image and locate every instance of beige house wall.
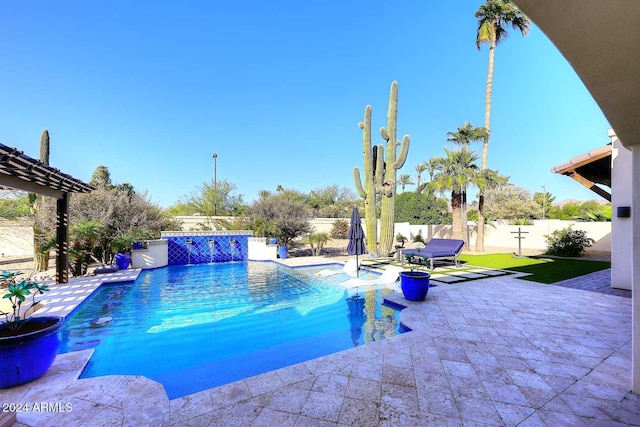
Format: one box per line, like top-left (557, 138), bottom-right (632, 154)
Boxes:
top-left (611, 132), bottom-right (633, 290)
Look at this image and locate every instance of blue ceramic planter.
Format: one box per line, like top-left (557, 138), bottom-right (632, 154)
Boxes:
top-left (0, 316), bottom-right (63, 389)
top-left (399, 271), bottom-right (431, 301)
top-left (278, 246), bottom-right (288, 259)
top-left (114, 253), bottom-right (130, 269)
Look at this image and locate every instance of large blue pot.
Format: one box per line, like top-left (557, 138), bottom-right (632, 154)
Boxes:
top-left (0, 316), bottom-right (63, 389)
top-left (114, 253), bottom-right (130, 269)
top-left (278, 246), bottom-right (288, 259)
top-left (399, 271), bottom-right (431, 301)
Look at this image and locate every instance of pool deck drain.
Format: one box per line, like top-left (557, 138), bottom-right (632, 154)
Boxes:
top-left (1, 262), bottom-right (638, 426)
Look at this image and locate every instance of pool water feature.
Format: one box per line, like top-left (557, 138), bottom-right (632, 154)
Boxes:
top-left (60, 262), bottom-right (402, 399)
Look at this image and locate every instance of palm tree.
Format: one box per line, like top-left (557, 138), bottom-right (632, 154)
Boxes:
top-left (397, 174), bottom-right (415, 193)
top-left (446, 123), bottom-right (489, 241)
top-left (475, 0), bottom-right (529, 251)
top-left (424, 158), bottom-right (439, 182)
top-left (69, 220), bottom-right (104, 276)
top-left (446, 122), bottom-right (489, 151)
top-left (430, 149), bottom-right (482, 246)
top-left (415, 164), bottom-right (427, 192)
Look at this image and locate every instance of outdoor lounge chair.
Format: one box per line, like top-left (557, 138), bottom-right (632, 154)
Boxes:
top-left (316, 258), bottom-right (360, 277)
top-left (401, 238), bottom-right (464, 270)
top-left (338, 265), bottom-right (405, 294)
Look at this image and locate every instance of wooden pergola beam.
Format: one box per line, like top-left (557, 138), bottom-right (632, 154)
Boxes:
top-left (567, 171), bottom-right (612, 202)
top-left (0, 143), bottom-right (93, 284)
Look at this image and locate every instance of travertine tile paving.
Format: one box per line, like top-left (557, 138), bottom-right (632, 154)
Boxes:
top-left (2, 266), bottom-right (637, 426)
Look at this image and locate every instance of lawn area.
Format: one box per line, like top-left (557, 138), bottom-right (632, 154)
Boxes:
top-left (458, 253), bottom-right (611, 284)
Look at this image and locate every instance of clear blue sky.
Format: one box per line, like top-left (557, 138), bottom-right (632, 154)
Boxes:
top-left (0, 1), bottom-right (611, 208)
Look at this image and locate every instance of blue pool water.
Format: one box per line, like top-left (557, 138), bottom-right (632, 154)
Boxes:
top-left (60, 262), bottom-right (402, 399)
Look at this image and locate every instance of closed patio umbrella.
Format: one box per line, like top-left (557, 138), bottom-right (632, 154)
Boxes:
top-left (346, 295), bottom-right (366, 346)
top-left (347, 205), bottom-right (366, 278)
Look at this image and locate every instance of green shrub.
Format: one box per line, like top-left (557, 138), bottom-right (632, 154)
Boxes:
top-left (510, 218), bottom-right (532, 225)
top-left (545, 226), bottom-right (595, 257)
top-left (330, 219), bottom-right (349, 239)
top-left (307, 232), bottom-right (331, 256)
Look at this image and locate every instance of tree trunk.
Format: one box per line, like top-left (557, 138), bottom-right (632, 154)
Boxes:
top-left (476, 197), bottom-right (485, 252)
top-left (33, 250), bottom-right (50, 273)
top-left (476, 38), bottom-right (496, 252)
top-left (451, 191), bottom-right (464, 241)
top-left (461, 189), bottom-right (469, 249)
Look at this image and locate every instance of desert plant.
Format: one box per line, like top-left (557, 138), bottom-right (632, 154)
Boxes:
top-left (545, 226), bottom-right (595, 257)
top-left (510, 218), bottom-right (532, 225)
top-left (330, 219), bottom-right (349, 239)
top-left (354, 81), bottom-right (410, 256)
top-left (250, 193), bottom-right (311, 247)
top-left (0, 271), bottom-right (49, 333)
top-left (307, 232), bottom-right (331, 256)
top-left (474, 0), bottom-right (530, 251)
top-left (395, 233), bottom-right (407, 248)
top-left (412, 233), bottom-right (425, 247)
top-left (251, 217), bottom-right (279, 239)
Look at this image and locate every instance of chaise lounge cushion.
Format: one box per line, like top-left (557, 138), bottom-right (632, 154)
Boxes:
top-left (403, 238), bottom-right (465, 269)
top-left (420, 239), bottom-right (464, 257)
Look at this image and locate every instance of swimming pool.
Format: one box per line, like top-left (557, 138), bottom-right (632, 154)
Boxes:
top-left (60, 262), bottom-right (402, 399)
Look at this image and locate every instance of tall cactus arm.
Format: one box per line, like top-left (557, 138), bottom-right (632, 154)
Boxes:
top-left (380, 127), bottom-right (389, 142)
top-left (374, 144), bottom-right (385, 192)
top-left (353, 167), bottom-right (367, 198)
top-left (394, 135), bottom-right (410, 170)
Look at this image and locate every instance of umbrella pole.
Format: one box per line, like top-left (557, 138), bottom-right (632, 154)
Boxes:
top-left (356, 252), bottom-right (359, 278)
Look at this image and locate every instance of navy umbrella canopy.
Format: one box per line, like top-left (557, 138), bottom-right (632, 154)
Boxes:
top-left (347, 206), bottom-right (366, 278)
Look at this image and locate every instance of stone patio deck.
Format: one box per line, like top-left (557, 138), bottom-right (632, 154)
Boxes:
top-left (1, 264), bottom-right (638, 426)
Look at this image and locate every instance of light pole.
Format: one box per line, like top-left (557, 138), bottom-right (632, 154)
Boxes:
top-left (213, 153), bottom-right (217, 216)
top-left (542, 185), bottom-right (546, 220)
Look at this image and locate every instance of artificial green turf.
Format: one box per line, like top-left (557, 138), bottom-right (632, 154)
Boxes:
top-left (458, 253), bottom-right (610, 284)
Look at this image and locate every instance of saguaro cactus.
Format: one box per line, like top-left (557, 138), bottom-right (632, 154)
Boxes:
top-left (32, 129), bottom-right (53, 272)
top-left (353, 81), bottom-right (410, 256)
top-left (379, 81), bottom-right (410, 256)
top-left (353, 106), bottom-right (384, 254)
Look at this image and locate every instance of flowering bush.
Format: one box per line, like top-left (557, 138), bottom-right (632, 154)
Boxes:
top-left (330, 219), bottom-right (349, 239)
top-left (545, 226), bottom-right (595, 257)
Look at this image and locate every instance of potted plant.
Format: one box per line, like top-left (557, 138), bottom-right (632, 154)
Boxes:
top-left (0, 271), bottom-right (62, 389)
top-left (398, 264), bottom-right (431, 301)
top-left (277, 238), bottom-right (289, 259)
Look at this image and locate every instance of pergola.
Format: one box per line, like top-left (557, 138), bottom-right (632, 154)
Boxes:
top-left (0, 143), bottom-right (94, 283)
top-left (551, 144), bottom-right (612, 202)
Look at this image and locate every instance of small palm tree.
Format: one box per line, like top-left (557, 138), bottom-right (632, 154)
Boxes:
top-left (70, 220), bottom-right (104, 276)
top-left (446, 123), bottom-right (489, 241)
top-left (415, 164), bottom-right (427, 192)
top-left (307, 232), bottom-right (331, 256)
top-left (430, 149), bottom-right (482, 246)
top-left (475, 0), bottom-right (529, 251)
top-left (397, 174), bottom-right (415, 193)
top-left (423, 158), bottom-right (439, 182)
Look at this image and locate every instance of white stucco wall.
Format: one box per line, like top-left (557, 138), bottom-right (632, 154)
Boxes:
top-left (399, 220), bottom-right (611, 253)
top-left (174, 215), bottom-right (612, 254)
top-left (131, 239), bottom-right (169, 269)
top-left (248, 237), bottom-right (277, 261)
top-left (611, 132), bottom-right (633, 290)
